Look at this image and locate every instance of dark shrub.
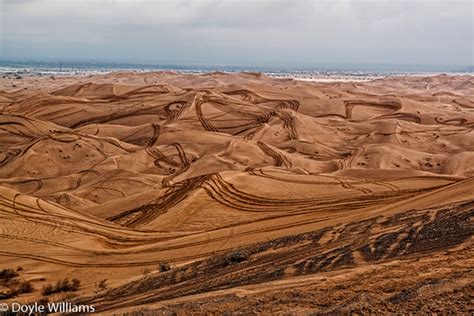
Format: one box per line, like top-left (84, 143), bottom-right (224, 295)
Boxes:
top-left (41, 284), bottom-right (54, 296)
top-left (58, 278), bottom-right (80, 292)
top-left (0, 268), bottom-right (19, 281)
top-left (18, 280), bottom-right (34, 293)
top-left (224, 251), bottom-right (249, 265)
top-left (71, 278), bottom-right (80, 291)
top-left (42, 278), bottom-right (80, 296)
top-left (54, 278), bottom-right (68, 292)
top-left (96, 279), bottom-right (108, 292)
top-left (158, 262), bottom-right (171, 272)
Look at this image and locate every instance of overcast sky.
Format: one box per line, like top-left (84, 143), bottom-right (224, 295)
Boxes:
top-left (0, 0), bottom-right (472, 67)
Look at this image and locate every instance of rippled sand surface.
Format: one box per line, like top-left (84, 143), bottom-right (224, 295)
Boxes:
top-left (1, 72), bottom-right (473, 314)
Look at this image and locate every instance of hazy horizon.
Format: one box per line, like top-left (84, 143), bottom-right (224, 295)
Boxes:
top-left (1, 0), bottom-right (473, 68)
top-left (0, 59), bottom-right (472, 73)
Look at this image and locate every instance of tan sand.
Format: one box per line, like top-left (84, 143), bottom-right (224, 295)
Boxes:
top-left (0, 72), bottom-right (473, 314)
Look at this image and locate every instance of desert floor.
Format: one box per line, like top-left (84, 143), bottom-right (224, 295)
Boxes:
top-left (0, 72), bottom-right (473, 314)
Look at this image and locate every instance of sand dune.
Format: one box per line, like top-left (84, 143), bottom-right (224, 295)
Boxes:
top-left (0, 73), bottom-right (473, 314)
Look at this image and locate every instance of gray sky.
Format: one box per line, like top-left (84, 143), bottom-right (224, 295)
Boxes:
top-left (0, 0), bottom-right (472, 67)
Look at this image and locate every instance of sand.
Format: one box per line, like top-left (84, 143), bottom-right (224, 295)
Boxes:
top-left (0, 72), bottom-right (473, 314)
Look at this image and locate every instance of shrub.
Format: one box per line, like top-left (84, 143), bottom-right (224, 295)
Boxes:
top-left (55, 278), bottom-right (69, 292)
top-left (224, 251), bottom-right (249, 265)
top-left (18, 280), bottom-right (34, 294)
top-left (95, 279), bottom-right (108, 292)
top-left (41, 284), bottom-right (54, 296)
top-left (157, 262), bottom-right (171, 272)
top-left (0, 268), bottom-right (19, 282)
top-left (41, 278), bottom-right (80, 296)
top-left (71, 278), bottom-right (80, 291)
top-left (55, 278), bottom-right (80, 292)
